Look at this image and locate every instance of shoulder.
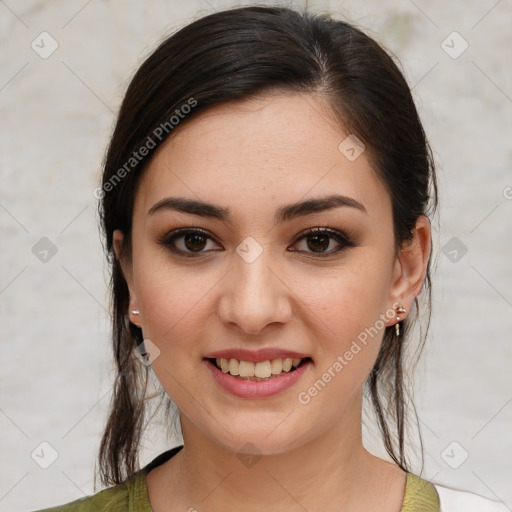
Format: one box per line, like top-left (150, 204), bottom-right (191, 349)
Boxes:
top-left (433, 483), bottom-right (510, 512)
top-left (402, 473), bottom-right (440, 511)
top-left (33, 446), bottom-right (182, 512)
top-left (403, 474), bottom-right (509, 512)
top-left (32, 472), bottom-right (145, 512)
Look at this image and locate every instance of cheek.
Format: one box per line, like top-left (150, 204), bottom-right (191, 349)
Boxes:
top-left (295, 257), bottom-right (393, 335)
top-left (133, 248), bottom-right (213, 343)
top-left (291, 257), bottom-right (393, 383)
top-left (134, 261), bottom-right (208, 406)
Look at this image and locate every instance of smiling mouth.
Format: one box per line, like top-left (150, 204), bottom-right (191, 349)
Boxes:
top-left (206, 357), bottom-right (312, 381)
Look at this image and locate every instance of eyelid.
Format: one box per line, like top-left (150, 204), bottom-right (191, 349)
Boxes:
top-left (290, 226), bottom-right (356, 256)
top-left (157, 225), bottom-right (357, 257)
top-left (157, 227), bottom-right (220, 249)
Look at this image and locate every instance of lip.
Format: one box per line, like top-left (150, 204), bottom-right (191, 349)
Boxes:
top-left (204, 348), bottom-right (311, 363)
top-left (204, 358), bottom-right (312, 399)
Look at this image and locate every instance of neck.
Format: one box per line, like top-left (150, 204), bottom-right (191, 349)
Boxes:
top-left (148, 393), bottom-right (406, 512)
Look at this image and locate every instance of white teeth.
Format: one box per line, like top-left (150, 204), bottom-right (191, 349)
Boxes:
top-left (254, 361), bottom-right (272, 378)
top-left (270, 359), bottom-right (283, 374)
top-left (239, 360), bottom-right (254, 377)
top-left (213, 357), bottom-right (307, 378)
top-left (228, 358), bottom-right (239, 376)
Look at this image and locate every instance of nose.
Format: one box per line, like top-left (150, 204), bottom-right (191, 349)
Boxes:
top-left (217, 248), bottom-right (293, 336)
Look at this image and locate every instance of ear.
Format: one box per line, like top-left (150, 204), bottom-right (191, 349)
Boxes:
top-left (113, 229), bottom-right (142, 327)
top-left (387, 215), bottom-right (432, 323)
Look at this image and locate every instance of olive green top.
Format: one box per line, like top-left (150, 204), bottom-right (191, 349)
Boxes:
top-left (34, 446), bottom-right (440, 511)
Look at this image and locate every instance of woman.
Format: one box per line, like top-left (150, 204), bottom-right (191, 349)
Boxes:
top-left (36, 5), bottom-right (506, 512)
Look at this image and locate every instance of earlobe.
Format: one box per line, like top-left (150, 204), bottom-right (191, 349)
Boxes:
top-left (128, 303), bottom-right (142, 328)
top-left (388, 216), bottom-right (432, 321)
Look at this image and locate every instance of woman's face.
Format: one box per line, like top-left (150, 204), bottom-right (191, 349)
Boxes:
top-left (114, 93), bottom-right (429, 456)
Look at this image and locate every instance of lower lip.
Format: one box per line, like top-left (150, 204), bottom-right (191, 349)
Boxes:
top-left (204, 359), bottom-right (312, 399)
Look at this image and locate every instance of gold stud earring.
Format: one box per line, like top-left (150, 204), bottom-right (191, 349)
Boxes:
top-left (395, 305), bottom-right (407, 336)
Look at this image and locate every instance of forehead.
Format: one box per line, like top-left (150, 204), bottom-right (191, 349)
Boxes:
top-left (135, 93), bottom-right (391, 224)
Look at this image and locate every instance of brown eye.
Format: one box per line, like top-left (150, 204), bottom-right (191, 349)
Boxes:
top-left (158, 228), bottom-right (220, 256)
top-left (158, 226), bottom-right (356, 259)
top-left (305, 233), bottom-right (331, 253)
top-left (183, 232), bottom-right (208, 252)
top-left (291, 227), bottom-right (355, 257)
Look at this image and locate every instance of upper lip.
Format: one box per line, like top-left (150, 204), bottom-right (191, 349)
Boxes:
top-left (204, 348), bottom-right (311, 363)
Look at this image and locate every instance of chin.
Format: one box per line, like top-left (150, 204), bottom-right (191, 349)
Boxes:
top-left (202, 419), bottom-right (314, 458)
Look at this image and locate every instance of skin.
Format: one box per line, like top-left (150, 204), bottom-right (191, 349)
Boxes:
top-left (113, 92), bottom-right (431, 512)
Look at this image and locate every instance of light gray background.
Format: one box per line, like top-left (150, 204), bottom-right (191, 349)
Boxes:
top-left (1, 0), bottom-right (511, 510)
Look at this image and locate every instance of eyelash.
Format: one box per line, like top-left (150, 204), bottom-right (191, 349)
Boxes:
top-left (157, 226), bottom-right (357, 258)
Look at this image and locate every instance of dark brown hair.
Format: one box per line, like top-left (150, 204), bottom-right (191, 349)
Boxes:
top-left (97, 5), bottom-right (437, 487)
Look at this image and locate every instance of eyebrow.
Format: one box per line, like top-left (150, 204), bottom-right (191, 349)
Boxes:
top-left (147, 194), bottom-right (366, 223)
